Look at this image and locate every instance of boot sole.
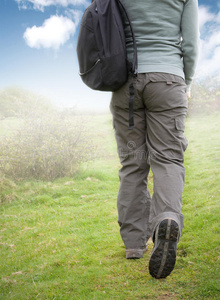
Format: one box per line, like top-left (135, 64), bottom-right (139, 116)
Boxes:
top-left (149, 219), bottom-right (179, 279)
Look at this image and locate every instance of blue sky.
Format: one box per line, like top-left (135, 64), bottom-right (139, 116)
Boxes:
top-left (0, 0), bottom-right (220, 111)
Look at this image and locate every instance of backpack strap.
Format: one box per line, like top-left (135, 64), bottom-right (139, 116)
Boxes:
top-left (117, 0), bottom-right (138, 76)
top-left (117, 0), bottom-right (138, 129)
top-left (128, 79), bottom-right (135, 129)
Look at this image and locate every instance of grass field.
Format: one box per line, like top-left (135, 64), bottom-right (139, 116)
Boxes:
top-left (0, 112), bottom-right (219, 299)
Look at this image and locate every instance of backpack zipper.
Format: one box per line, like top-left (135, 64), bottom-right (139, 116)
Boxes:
top-left (79, 59), bottom-right (101, 76)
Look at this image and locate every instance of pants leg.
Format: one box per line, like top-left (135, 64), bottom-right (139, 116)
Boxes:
top-left (110, 76), bottom-right (152, 249)
top-left (142, 73), bottom-right (188, 238)
top-left (110, 72), bottom-right (188, 248)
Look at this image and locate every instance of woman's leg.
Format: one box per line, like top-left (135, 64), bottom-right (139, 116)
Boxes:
top-left (110, 76), bottom-right (152, 253)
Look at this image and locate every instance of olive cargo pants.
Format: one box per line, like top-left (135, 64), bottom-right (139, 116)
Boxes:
top-left (110, 72), bottom-right (188, 249)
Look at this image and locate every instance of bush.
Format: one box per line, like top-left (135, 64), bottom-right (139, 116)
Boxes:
top-left (0, 87), bottom-right (54, 119)
top-left (189, 77), bottom-right (220, 114)
top-left (0, 112), bottom-right (95, 180)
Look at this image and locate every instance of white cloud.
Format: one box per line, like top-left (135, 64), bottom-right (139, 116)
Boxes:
top-left (197, 5), bottom-right (220, 78)
top-left (198, 46), bottom-right (220, 76)
top-left (23, 14), bottom-right (80, 49)
top-left (217, 10), bottom-right (220, 23)
top-left (198, 6), bottom-right (215, 31)
top-left (16, 0), bottom-right (89, 11)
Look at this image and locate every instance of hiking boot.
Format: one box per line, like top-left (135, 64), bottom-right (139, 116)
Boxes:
top-left (126, 245), bottom-right (148, 259)
top-left (149, 218), bottom-right (179, 279)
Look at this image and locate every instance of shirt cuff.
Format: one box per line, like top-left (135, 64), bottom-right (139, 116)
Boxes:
top-left (186, 84), bottom-right (191, 93)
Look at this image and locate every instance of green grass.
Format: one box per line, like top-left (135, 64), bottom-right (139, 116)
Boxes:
top-left (0, 113), bottom-right (219, 299)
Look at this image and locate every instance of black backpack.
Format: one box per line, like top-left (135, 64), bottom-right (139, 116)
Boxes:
top-left (76, 0), bottom-right (138, 128)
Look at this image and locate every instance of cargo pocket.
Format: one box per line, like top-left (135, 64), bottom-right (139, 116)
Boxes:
top-left (175, 116), bottom-right (185, 132)
top-left (175, 116), bottom-right (188, 152)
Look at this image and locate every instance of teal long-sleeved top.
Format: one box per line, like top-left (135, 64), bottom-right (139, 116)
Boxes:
top-left (121, 0), bottom-right (200, 89)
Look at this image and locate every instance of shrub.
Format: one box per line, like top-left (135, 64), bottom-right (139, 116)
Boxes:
top-left (0, 112), bottom-right (95, 180)
top-left (189, 77), bottom-right (220, 114)
top-left (0, 87), bottom-right (54, 119)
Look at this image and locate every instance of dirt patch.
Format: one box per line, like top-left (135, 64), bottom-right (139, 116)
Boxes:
top-left (157, 293), bottom-right (178, 300)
